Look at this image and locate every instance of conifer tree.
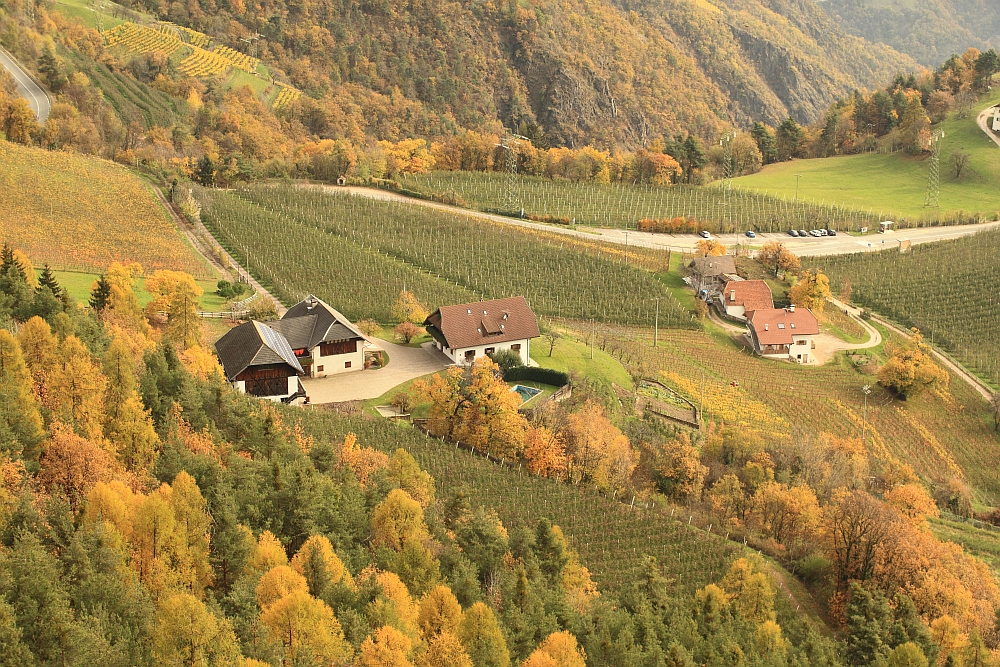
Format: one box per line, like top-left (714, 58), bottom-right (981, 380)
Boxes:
top-left (89, 275), bottom-right (112, 313)
top-left (0, 330), bottom-right (44, 459)
top-left (36, 265), bottom-right (61, 297)
top-left (457, 602), bottom-right (510, 667)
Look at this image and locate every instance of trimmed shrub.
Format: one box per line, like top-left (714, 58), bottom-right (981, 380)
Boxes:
top-left (504, 366), bottom-right (568, 386)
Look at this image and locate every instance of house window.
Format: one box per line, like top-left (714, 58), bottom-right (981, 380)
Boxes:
top-left (485, 347), bottom-right (495, 355)
top-left (345, 361), bottom-right (352, 369)
top-left (511, 344), bottom-right (521, 352)
top-left (317, 365), bottom-right (324, 372)
top-left (464, 350), bottom-right (476, 361)
top-left (796, 340), bottom-right (807, 345)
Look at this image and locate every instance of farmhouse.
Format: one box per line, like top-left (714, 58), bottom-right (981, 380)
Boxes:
top-left (745, 305), bottom-right (820, 363)
top-left (688, 255), bottom-right (737, 295)
top-left (717, 280), bottom-right (774, 320)
top-left (215, 321), bottom-right (307, 403)
top-left (425, 296), bottom-right (540, 366)
top-left (267, 295), bottom-right (376, 378)
top-left (214, 295), bottom-right (379, 402)
top-left (993, 106), bottom-right (1000, 132)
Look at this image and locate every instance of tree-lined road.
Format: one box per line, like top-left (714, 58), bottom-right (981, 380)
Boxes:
top-left (0, 47), bottom-right (50, 123)
top-left (333, 185), bottom-right (1000, 257)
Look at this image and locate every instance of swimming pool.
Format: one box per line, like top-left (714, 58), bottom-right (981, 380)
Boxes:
top-left (511, 384), bottom-right (542, 402)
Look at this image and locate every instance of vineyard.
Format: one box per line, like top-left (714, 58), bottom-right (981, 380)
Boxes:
top-left (810, 231), bottom-right (1000, 389)
top-left (584, 321), bottom-right (1000, 502)
top-left (272, 82), bottom-right (302, 109)
top-left (103, 22), bottom-right (181, 54)
top-left (398, 171), bottom-right (982, 234)
top-left (163, 21), bottom-right (210, 47)
top-left (72, 55), bottom-right (179, 129)
top-left (297, 412), bottom-right (743, 598)
top-left (213, 45), bottom-right (260, 72)
top-left (197, 184), bottom-right (693, 326)
top-left (178, 46), bottom-right (232, 77)
top-left (0, 142), bottom-right (212, 276)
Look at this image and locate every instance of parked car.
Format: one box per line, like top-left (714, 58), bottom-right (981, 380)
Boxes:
top-left (810, 229), bottom-right (823, 237)
top-left (799, 229), bottom-right (808, 237)
top-left (826, 229), bottom-right (837, 236)
top-left (819, 229), bottom-right (828, 236)
top-left (788, 229), bottom-right (799, 237)
top-left (745, 230), bottom-right (756, 238)
top-left (699, 230), bottom-right (712, 239)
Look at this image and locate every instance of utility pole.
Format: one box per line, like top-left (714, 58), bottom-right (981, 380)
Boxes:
top-left (591, 318), bottom-right (595, 360)
top-left (623, 231), bottom-right (630, 268)
top-left (653, 297), bottom-right (660, 348)
top-left (861, 384), bottom-right (871, 445)
top-left (720, 130), bottom-right (737, 189)
top-left (794, 174), bottom-right (803, 202)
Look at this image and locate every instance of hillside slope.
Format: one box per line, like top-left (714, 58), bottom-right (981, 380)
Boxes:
top-left (132, 0), bottom-right (914, 146)
top-left (820, 0), bottom-right (1000, 66)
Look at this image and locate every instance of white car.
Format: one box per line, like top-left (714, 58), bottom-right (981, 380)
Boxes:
top-left (699, 230), bottom-right (712, 239)
top-left (809, 229), bottom-right (823, 237)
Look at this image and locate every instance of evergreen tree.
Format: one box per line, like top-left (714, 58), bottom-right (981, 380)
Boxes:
top-left (196, 156), bottom-right (216, 186)
top-left (37, 47), bottom-right (67, 93)
top-left (37, 265), bottom-right (61, 296)
top-left (750, 122), bottom-right (777, 164)
top-left (0, 331), bottom-right (44, 460)
top-left (89, 275), bottom-right (112, 313)
top-left (846, 583), bottom-right (892, 666)
top-left (776, 118), bottom-right (805, 161)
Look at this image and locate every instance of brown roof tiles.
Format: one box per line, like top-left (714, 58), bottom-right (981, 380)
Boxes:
top-left (425, 296), bottom-right (540, 350)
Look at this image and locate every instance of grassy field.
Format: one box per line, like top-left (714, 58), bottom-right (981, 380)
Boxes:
top-left (50, 270), bottom-right (227, 312)
top-left (530, 329), bottom-right (634, 391)
top-left (198, 184), bottom-right (691, 326)
top-left (809, 228), bottom-right (1000, 388)
top-left (0, 142), bottom-right (212, 277)
top-left (929, 516), bottom-right (1000, 574)
top-left (732, 89), bottom-right (1000, 220)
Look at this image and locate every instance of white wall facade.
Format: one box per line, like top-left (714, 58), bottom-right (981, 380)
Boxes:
top-left (724, 304), bottom-right (747, 320)
top-left (233, 375), bottom-right (299, 401)
top-left (434, 338), bottom-right (532, 366)
top-left (310, 343), bottom-right (364, 378)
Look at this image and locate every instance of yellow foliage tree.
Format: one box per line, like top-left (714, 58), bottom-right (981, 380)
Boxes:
top-left (152, 592), bottom-right (241, 666)
top-left (340, 432), bottom-right (391, 488)
top-left (392, 290), bottom-right (429, 325)
top-left (720, 559), bottom-right (775, 623)
top-left (246, 530), bottom-right (288, 576)
top-left (878, 330), bottom-right (949, 399)
top-left (179, 345), bottom-right (224, 379)
top-left (358, 625), bottom-right (415, 667)
top-left (387, 448), bottom-right (436, 508)
top-left (257, 566), bottom-right (309, 609)
top-left (522, 426), bottom-right (568, 479)
top-left (48, 334), bottom-right (106, 441)
top-left (373, 489), bottom-right (429, 551)
top-left (559, 401), bottom-right (635, 492)
top-left (757, 241), bottom-right (801, 276)
top-left (521, 632), bottom-right (586, 667)
top-left (696, 239), bottom-right (727, 257)
top-left (418, 585), bottom-right (463, 638)
top-left (260, 589), bottom-right (353, 665)
top-left (0, 329), bottom-right (44, 460)
top-left (457, 602), bottom-right (509, 667)
top-left (788, 270), bottom-right (830, 312)
top-left (291, 534), bottom-right (355, 595)
top-left (421, 631), bottom-right (473, 667)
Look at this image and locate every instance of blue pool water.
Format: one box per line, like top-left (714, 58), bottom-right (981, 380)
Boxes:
top-left (511, 384), bottom-right (542, 402)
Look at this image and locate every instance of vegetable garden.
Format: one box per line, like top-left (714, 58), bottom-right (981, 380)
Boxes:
top-left (198, 185), bottom-right (694, 326)
top-left (809, 231), bottom-right (1000, 389)
top-left (398, 171), bottom-right (983, 233)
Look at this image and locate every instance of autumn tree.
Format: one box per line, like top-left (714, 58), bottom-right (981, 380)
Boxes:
top-left (166, 280), bottom-right (203, 349)
top-left (418, 585), bottom-right (463, 638)
top-left (260, 589), bottom-right (353, 665)
top-left (720, 559), bottom-right (775, 623)
top-left (559, 401), bottom-right (635, 492)
top-left (386, 448), bottom-right (436, 507)
top-left (0, 330), bottom-right (43, 459)
top-left (393, 290), bottom-right (429, 324)
top-left (246, 530), bottom-right (289, 576)
top-left (522, 426), bottom-right (568, 479)
top-left (290, 534), bottom-right (354, 597)
top-left (48, 334), bottom-right (106, 441)
top-left (757, 241), bottom-right (800, 276)
top-left (358, 625), bottom-right (415, 667)
top-left (422, 632), bottom-right (473, 667)
top-left (877, 330), bottom-right (949, 398)
top-left (396, 321), bottom-right (421, 344)
top-left (151, 592), bottom-right (241, 666)
top-left (657, 431), bottom-right (708, 501)
top-left (37, 423), bottom-right (116, 505)
top-left (788, 270), bottom-right (831, 312)
top-left (522, 632), bottom-right (586, 667)
top-left (823, 490), bottom-right (898, 592)
top-left (457, 602), bottom-right (510, 667)
top-left (748, 482), bottom-right (820, 549)
top-left (373, 489), bottom-right (429, 550)
top-left (696, 239), bottom-right (727, 257)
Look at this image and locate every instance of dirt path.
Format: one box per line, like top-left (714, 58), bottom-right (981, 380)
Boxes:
top-left (152, 186), bottom-right (287, 316)
top-left (868, 313), bottom-right (994, 401)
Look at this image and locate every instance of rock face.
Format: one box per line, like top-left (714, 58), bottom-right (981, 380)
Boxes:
top-left (820, 0), bottom-right (1000, 67)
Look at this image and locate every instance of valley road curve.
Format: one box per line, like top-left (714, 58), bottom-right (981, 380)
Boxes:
top-left (329, 185), bottom-right (1000, 258)
top-left (0, 47), bottom-right (50, 123)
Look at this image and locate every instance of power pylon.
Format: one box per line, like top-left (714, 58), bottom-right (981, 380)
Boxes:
top-left (495, 132), bottom-right (529, 214)
top-left (924, 130), bottom-right (945, 208)
top-left (720, 130), bottom-right (738, 188)
top-left (241, 33), bottom-right (262, 59)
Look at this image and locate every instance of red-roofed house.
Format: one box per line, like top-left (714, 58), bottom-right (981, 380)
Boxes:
top-left (425, 296), bottom-right (540, 366)
top-left (718, 280), bottom-right (774, 320)
top-left (745, 305), bottom-right (820, 363)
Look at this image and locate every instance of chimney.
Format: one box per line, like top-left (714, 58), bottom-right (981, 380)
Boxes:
top-left (788, 305), bottom-right (795, 313)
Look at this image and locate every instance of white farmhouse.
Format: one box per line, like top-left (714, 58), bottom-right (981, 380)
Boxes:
top-left (425, 296), bottom-right (540, 366)
top-left (745, 305), bottom-right (820, 363)
top-left (993, 106), bottom-right (1000, 132)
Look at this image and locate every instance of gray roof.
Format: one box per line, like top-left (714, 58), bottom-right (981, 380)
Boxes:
top-left (689, 255), bottom-right (737, 277)
top-left (215, 320), bottom-right (304, 381)
top-left (280, 295), bottom-right (366, 349)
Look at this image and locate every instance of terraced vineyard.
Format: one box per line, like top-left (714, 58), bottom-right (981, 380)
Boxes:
top-left (273, 82), bottom-right (302, 109)
top-left (810, 231), bottom-right (1000, 389)
top-left (103, 22), bottom-right (181, 53)
top-left (398, 171), bottom-right (978, 233)
top-left (163, 21), bottom-right (210, 47)
top-left (178, 46), bottom-right (232, 77)
top-left (589, 322), bottom-right (1000, 503)
top-left (197, 184), bottom-right (692, 326)
top-left (214, 45), bottom-right (259, 72)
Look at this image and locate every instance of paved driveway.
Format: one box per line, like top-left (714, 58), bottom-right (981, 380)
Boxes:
top-left (302, 339), bottom-right (450, 403)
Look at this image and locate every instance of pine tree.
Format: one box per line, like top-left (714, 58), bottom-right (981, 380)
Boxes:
top-left (36, 265), bottom-right (61, 297)
top-left (0, 330), bottom-right (44, 460)
top-left (457, 602), bottom-right (510, 667)
top-left (89, 275), bottom-right (112, 312)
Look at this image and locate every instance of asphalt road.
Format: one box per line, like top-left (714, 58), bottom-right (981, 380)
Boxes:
top-left (977, 105), bottom-right (1000, 149)
top-left (0, 47), bottom-right (50, 123)
top-left (334, 185), bottom-right (1000, 257)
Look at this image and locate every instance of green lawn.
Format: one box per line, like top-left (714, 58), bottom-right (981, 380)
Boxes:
top-left (50, 269), bottom-right (227, 312)
top-left (732, 88), bottom-right (1000, 220)
top-left (224, 69), bottom-right (270, 96)
top-left (532, 332), bottom-right (633, 390)
top-left (52, 0), bottom-right (125, 30)
top-left (929, 515), bottom-right (1000, 574)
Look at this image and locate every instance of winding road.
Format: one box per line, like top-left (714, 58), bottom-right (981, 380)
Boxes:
top-left (976, 104), bottom-right (1000, 149)
top-left (328, 185), bottom-right (1000, 257)
top-left (0, 47), bottom-right (50, 123)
